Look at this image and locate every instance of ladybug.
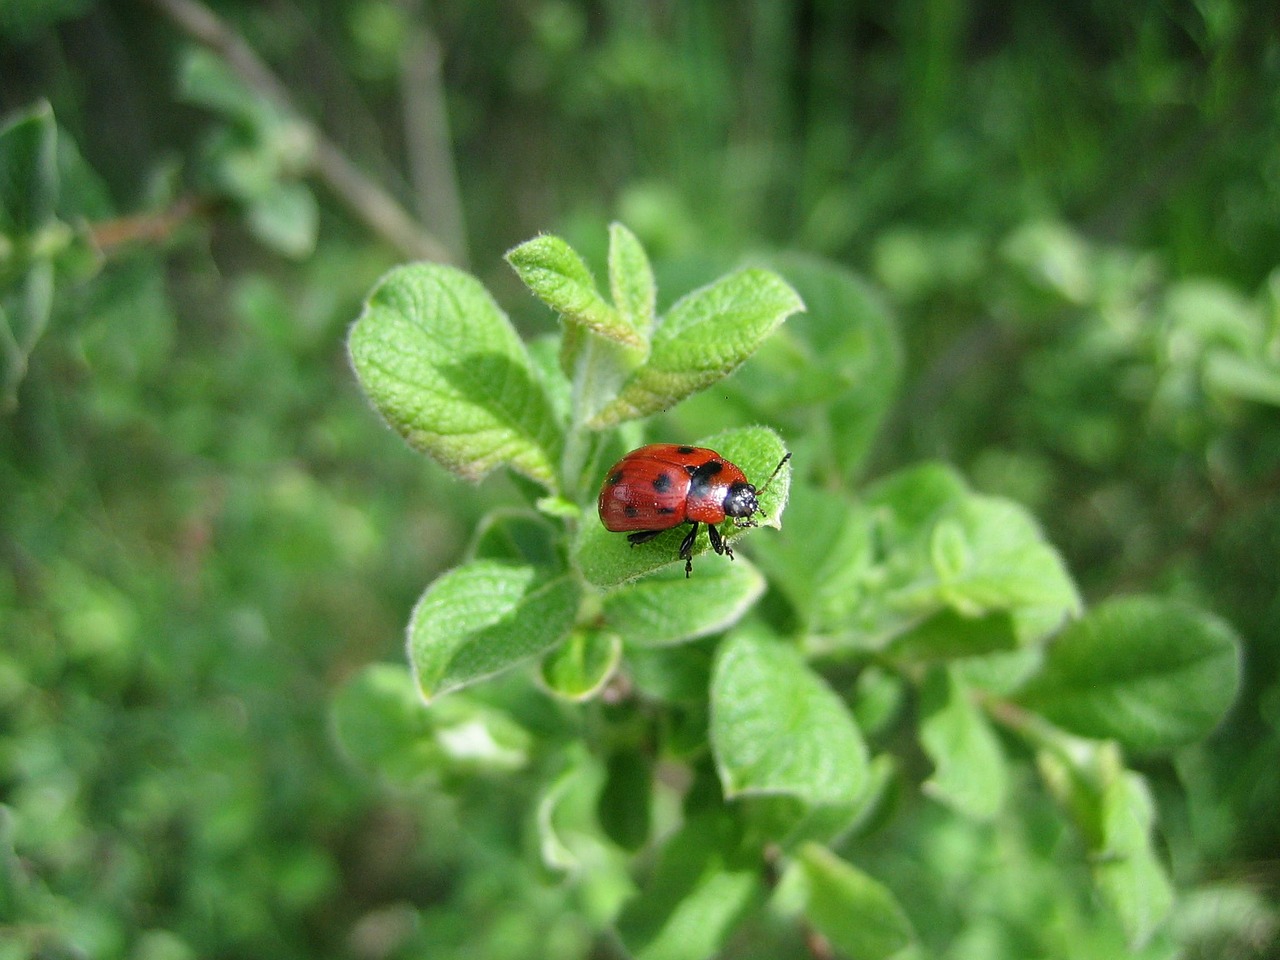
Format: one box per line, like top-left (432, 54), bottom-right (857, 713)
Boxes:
top-left (598, 444), bottom-right (791, 577)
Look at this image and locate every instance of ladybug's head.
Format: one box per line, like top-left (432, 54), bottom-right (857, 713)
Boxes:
top-left (722, 481), bottom-right (759, 519)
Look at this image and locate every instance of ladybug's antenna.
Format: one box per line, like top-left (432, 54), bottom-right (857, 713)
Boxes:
top-left (757, 452), bottom-right (791, 497)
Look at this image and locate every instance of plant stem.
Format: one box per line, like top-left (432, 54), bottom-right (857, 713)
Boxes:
top-left (145, 0), bottom-right (456, 264)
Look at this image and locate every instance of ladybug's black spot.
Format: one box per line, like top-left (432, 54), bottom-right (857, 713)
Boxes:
top-left (677, 445), bottom-right (696, 454)
top-left (688, 460), bottom-right (723, 497)
top-left (656, 506), bottom-right (677, 515)
top-left (623, 504), bottom-right (640, 518)
top-left (607, 471), bottom-right (625, 486)
top-left (651, 472), bottom-right (673, 493)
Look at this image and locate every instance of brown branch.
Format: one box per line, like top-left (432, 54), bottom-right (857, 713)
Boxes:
top-left (144, 0), bottom-right (457, 264)
top-left (87, 194), bottom-right (219, 251)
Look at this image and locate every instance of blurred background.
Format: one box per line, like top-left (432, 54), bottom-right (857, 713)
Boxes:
top-left (2, 1), bottom-right (1278, 958)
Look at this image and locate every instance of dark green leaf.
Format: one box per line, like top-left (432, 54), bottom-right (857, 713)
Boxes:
top-left (0, 100), bottom-right (57, 236)
top-left (1017, 596), bottom-right (1242, 753)
top-left (598, 749), bottom-right (653, 850)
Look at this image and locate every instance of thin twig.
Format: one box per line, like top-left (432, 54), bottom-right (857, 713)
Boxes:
top-left (144, 0), bottom-right (456, 264)
top-left (399, 2), bottom-right (469, 264)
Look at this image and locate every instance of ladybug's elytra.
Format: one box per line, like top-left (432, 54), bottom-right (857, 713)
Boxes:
top-left (598, 443), bottom-right (790, 577)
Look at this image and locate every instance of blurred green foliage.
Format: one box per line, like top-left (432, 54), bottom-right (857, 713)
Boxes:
top-left (2, 1), bottom-right (1279, 959)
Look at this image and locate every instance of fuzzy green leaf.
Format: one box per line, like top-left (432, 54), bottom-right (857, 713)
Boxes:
top-left (710, 631), bottom-right (868, 807)
top-left (919, 667), bottom-right (1009, 820)
top-left (506, 233), bottom-right (643, 347)
top-left (791, 844), bottom-right (916, 960)
top-left (407, 560), bottom-right (580, 700)
top-left (1017, 596), bottom-right (1241, 753)
top-left (589, 268), bottom-right (803, 427)
top-left (609, 221), bottom-right (656, 339)
top-left (348, 263), bottom-right (562, 487)
top-left (605, 560), bottom-right (765, 647)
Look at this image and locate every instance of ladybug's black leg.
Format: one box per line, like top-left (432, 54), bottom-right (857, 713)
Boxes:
top-left (679, 523), bottom-right (699, 577)
top-left (706, 523), bottom-right (735, 562)
top-left (627, 529), bottom-right (664, 545)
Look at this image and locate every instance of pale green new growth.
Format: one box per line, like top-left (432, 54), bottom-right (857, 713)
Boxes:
top-left (590, 269), bottom-right (804, 427)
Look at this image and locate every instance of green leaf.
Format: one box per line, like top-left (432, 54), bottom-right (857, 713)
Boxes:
top-left (0, 100), bottom-right (57, 236)
top-left (615, 812), bottom-right (762, 960)
top-left (598, 748), bottom-right (654, 850)
top-left (710, 631), bottom-right (868, 807)
top-left (407, 560), bottom-right (580, 700)
top-left (930, 495), bottom-right (1082, 625)
top-left (577, 427), bottom-right (791, 586)
top-left (1203, 348), bottom-right (1280, 406)
top-left (330, 664), bottom-right (531, 782)
top-left (246, 180), bottom-right (318, 259)
top-left (1034, 739), bottom-right (1172, 947)
top-left (589, 268), bottom-right (804, 427)
top-left (537, 756), bottom-right (607, 873)
top-left (331, 663), bottom-right (436, 782)
top-left (874, 489), bottom-right (1082, 648)
top-left (863, 461), bottom-right (970, 540)
top-left (348, 263), bottom-right (563, 488)
top-left (604, 560), bottom-right (765, 648)
top-left (754, 487), bottom-right (874, 638)
top-left (536, 754), bottom-right (633, 909)
top-left (1093, 770), bottom-right (1175, 949)
top-left (178, 47), bottom-right (283, 131)
top-left (2, 260), bottom-right (53, 413)
top-left (609, 221), bottom-right (656, 339)
top-left (918, 666), bottom-right (1009, 820)
top-left (886, 609), bottom-right (1021, 662)
top-left (506, 233), bottom-right (643, 347)
top-left (539, 627), bottom-right (622, 701)
top-left (1017, 596), bottom-right (1242, 753)
top-left (768, 254), bottom-right (903, 480)
top-left (790, 844), bottom-right (916, 960)
top-left (0, 103), bottom-right (61, 412)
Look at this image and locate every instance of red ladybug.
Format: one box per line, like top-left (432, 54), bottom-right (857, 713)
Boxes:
top-left (598, 444), bottom-right (790, 576)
